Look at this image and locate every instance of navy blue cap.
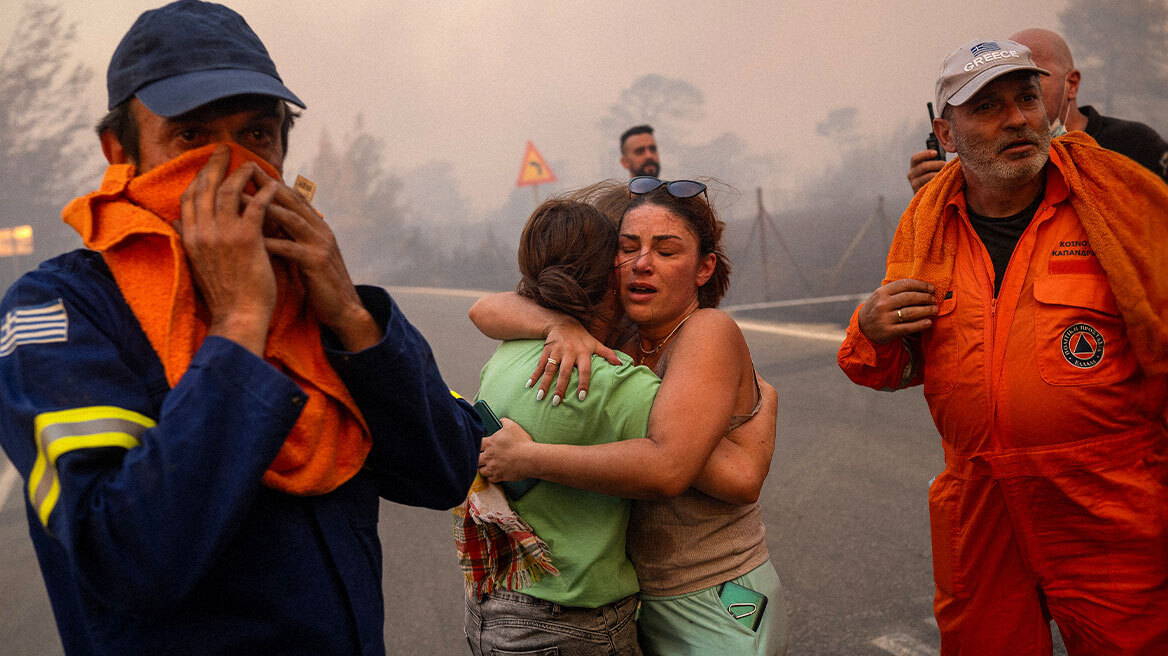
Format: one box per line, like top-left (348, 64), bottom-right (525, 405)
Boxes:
top-left (107, 0), bottom-right (305, 118)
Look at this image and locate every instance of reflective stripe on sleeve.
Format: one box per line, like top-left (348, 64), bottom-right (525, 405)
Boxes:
top-left (28, 406), bottom-right (155, 528)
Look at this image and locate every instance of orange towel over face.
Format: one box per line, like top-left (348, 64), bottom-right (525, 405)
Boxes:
top-left (886, 131), bottom-right (1168, 375)
top-left (62, 143), bottom-right (371, 495)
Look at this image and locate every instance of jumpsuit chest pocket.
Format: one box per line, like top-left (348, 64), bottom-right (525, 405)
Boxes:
top-left (1033, 275), bottom-right (1136, 386)
top-left (923, 290), bottom-right (959, 395)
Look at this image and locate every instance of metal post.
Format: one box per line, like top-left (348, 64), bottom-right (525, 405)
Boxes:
top-left (757, 189), bottom-right (815, 296)
top-left (829, 197), bottom-right (882, 292)
top-left (756, 188), bottom-right (772, 302)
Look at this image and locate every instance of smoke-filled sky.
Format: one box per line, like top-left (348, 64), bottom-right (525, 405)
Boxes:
top-left (4, 0), bottom-right (1068, 214)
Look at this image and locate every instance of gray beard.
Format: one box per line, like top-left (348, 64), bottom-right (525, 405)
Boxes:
top-left (955, 127), bottom-right (1051, 189)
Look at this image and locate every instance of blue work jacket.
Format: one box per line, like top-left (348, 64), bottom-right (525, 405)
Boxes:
top-left (0, 250), bottom-right (482, 655)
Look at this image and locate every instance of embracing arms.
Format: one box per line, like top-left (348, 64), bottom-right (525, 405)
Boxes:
top-left (471, 293), bottom-right (776, 503)
top-left (469, 291), bottom-right (621, 402)
top-left (691, 375), bottom-right (777, 504)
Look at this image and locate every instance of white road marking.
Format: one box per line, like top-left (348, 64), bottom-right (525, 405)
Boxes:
top-left (386, 285), bottom-right (493, 299)
top-left (385, 286), bottom-right (849, 343)
top-left (872, 633), bottom-right (938, 656)
top-left (733, 319), bottom-right (846, 343)
top-left (0, 460), bottom-right (20, 510)
top-left (724, 293), bottom-right (868, 312)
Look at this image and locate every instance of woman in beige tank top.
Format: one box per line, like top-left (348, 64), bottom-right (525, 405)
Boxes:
top-left (473, 179), bottom-right (788, 655)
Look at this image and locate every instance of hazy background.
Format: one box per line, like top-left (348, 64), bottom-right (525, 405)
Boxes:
top-left (0, 4), bottom-right (1163, 652)
top-left (2, 0), bottom-right (1165, 307)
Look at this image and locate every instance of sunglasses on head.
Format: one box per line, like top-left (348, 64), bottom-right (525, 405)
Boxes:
top-left (628, 176), bottom-right (707, 200)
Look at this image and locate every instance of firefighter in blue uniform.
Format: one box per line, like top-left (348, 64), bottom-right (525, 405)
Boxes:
top-left (0, 2), bottom-right (482, 654)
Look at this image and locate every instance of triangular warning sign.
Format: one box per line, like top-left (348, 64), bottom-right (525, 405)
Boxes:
top-left (517, 141), bottom-right (557, 187)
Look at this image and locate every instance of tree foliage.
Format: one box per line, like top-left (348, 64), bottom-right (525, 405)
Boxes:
top-left (598, 74), bottom-right (781, 190)
top-left (669, 132), bottom-right (779, 202)
top-left (598, 74), bottom-right (704, 136)
top-left (308, 116), bottom-right (409, 281)
top-left (815, 107), bottom-right (860, 146)
top-left (0, 1), bottom-right (94, 264)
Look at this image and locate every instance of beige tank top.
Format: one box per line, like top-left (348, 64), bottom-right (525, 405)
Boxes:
top-left (626, 346), bottom-right (770, 596)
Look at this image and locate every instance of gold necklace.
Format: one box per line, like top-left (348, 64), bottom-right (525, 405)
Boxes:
top-left (637, 310), bottom-right (698, 364)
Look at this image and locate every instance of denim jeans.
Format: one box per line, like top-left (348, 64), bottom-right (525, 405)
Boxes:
top-left (464, 589), bottom-right (642, 656)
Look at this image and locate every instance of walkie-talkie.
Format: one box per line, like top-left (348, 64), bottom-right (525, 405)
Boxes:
top-left (926, 102), bottom-right (946, 161)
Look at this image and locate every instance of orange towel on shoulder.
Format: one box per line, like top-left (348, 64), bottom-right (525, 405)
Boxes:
top-left (886, 131), bottom-right (1168, 374)
top-left (62, 143), bottom-right (371, 495)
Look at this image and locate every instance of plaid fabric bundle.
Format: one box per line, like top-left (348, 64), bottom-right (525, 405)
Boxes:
top-left (452, 474), bottom-right (559, 599)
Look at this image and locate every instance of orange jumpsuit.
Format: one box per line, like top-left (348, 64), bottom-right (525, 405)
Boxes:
top-left (839, 157), bottom-right (1168, 655)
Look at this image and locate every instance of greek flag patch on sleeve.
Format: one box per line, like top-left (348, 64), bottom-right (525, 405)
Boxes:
top-left (1, 299), bottom-right (69, 357)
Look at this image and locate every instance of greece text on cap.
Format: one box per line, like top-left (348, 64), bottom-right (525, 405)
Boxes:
top-left (963, 49), bottom-right (1022, 72)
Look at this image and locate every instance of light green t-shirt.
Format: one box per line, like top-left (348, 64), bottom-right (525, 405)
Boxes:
top-left (475, 339), bottom-right (660, 608)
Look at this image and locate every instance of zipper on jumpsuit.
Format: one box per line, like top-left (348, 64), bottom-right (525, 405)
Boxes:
top-left (971, 202), bottom-right (1054, 436)
top-left (956, 209), bottom-right (1003, 430)
top-left (985, 204), bottom-right (1053, 585)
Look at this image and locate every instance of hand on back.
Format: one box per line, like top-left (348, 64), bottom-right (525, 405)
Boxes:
top-left (528, 320), bottom-right (621, 406)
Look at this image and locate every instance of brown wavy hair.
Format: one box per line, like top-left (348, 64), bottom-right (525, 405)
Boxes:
top-left (515, 198), bottom-right (618, 328)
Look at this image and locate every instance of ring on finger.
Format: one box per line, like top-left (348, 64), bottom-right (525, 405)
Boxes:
top-left (546, 358), bottom-right (559, 367)
top-left (896, 309), bottom-right (904, 322)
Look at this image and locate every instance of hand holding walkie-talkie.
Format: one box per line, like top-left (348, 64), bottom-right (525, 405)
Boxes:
top-left (926, 102), bottom-right (946, 162)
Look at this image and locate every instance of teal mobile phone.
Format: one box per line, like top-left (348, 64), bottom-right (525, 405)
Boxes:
top-left (472, 400), bottom-right (538, 500)
top-left (473, 399), bottom-right (503, 435)
top-left (719, 581), bottom-right (767, 632)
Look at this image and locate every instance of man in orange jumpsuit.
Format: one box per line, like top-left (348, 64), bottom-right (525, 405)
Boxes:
top-left (839, 38), bottom-right (1168, 655)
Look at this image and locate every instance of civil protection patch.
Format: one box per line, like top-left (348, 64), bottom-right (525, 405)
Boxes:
top-left (1060, 323), bottom-right (1103, 368)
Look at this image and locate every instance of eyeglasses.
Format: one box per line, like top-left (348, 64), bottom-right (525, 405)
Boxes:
top-left (628, 176), bottom-right (707, 200)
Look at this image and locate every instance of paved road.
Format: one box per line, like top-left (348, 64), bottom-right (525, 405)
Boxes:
top-left (0, 287), bottom-right (1067, 655)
